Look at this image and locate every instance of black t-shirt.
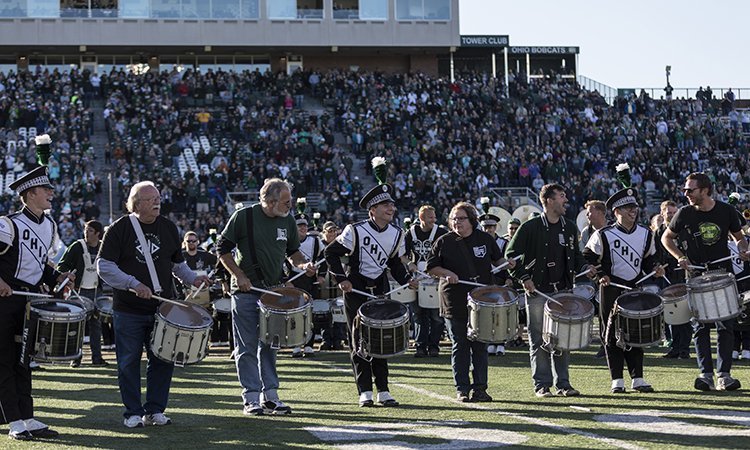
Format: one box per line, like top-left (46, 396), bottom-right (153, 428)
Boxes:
top-left (426, 229), bottom-right (502, 320)
top-left (99, 215), bottom-right (184, 315)
top-left (669, 201), bottom-right (741, 271)
top-left (545, 220), bottom-right (567, 288)
top-left (183, 249), bottom-right (217, 272)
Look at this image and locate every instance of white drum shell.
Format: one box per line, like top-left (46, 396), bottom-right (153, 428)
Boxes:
top-left (212, 298), bottom-right (232, 314)
top-left (687, 274), bottom-right (741, 323)
top-left (418, 280), bottom-right (440, 309)
top-left (467, 298), bottom-right (519, 343)
top-left (331, 298), bottom-right (346, 323)
top-left (542, 302), bottom-right (594, 352)
top-left (258, 302), bottom-right (312, 348)
top-left (150, 308), bottom-right (213, 366)
top-left (663, 295), bottom-right (691, 325)
top-left (390, 281), bottom-right (416, 303)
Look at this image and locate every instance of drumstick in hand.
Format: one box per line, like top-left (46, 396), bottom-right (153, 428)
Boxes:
top-left (454, 279), bottom-right (487, 288)
top-left (53, 269), bottom-right (76, 293)
top-left (533, 290), bottom-right (564, 307)
top-left (287, 259), bottom-right (325, 284)
top-left (129, 289), bottom-right (191, 307)
top-left (187, 269), bottom-right (216, 301)
top-left (707, 255), bottom-right (734, 266)
top-left (635, 264), bottom-right (668, 285)
top-left (348, 288), bottom-right (378, 299)
top-left (575, 264), bottom-right (601, 279)
top-left (11, 291), bottom-right (53, 299)
top-left (491, 255), bottom-right (524, 274)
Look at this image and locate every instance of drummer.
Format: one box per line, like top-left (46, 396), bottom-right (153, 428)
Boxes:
top-left (97, 181), bottom-right (210, 428)
top-left (506, 183), bottom-right (595, 398)
top-left (319, 221), bottom-right (347, 350)
top-left (58, 220), bottom-right (109, 367)
top-left (217, 178), bottom-right (315, 416)
top-left (405, 204), bottom-right (448, 358)
top-left (661, 172), bottom-right (748, 392)
top-left (426, 201), bottom-right (509, 403)
top-left (0, 163), bottom-right (73, 440)
top-left (325, 156), bottom-right (417, 407)
top-left (583, 188), bottom-right (663, 393)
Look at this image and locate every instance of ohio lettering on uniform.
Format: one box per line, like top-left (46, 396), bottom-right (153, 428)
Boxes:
top-left (728, 237), bottom-right (750, 275)
top-left (0, 211), bottom-right (59, 286)
top-left (585, 223), bottom-right (657, 282)
top-left (337, 221), bottom-right (405, 279)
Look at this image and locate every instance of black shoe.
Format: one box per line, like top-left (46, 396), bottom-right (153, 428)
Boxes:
top-left (9, 430), bottom-right (33, 441)
top-left (678, 352), bottom-right (691, 359)
top-left (70, 359), bottom-right (81, 368)
top-left (91, 359), bottom-right (109, 367)
top-left (633, 385), bottom-right (655, 393)
top-left (594, 346), bottom-right (606, 359)
top-left (333, 343), bottom-right (344, 350)
top-left (662, 351), bottom-right (679, 359)
top-left (414, 348), bottom-right (428, 358)
top-left (319, 343), bottom-right (333, 350)
top-left (29, 427), bottom-right (59, 438)
top-left (611, 387), bottom-right (627, 394)
top-left (457, 391), bottom-right (471, 402)
top-left (428, 347), bottom-right (440, 357)
top-left (471, 389), bottom-right (493, 402)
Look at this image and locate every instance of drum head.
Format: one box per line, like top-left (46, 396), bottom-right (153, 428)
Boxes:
top-left (688, 273), bottom-right (733, 290)
top-left (213, 298), bottom-right (231, 310)
top-left (616, 292), bottom-right (662, 311)
top-left (547, 294), bottom-right (594, 319)
top-left (469, 286), bottom-right (518, 305)
top-left (359, 299), bottom-right (408, 321)
top-left (571, 285), bottom-right (595, 300)
top-left (31, 300), bottom-right (85, 314)
top-left (159, 302), bottom-right (213, 327)
top-left (71, 296), bottom-right (95, 313)
top-left (260, 287), bottom-right (311, 310)
top-left (660, 283), bottom-right (687, 299)
top-left (95, 296), bottom-right (113, 312)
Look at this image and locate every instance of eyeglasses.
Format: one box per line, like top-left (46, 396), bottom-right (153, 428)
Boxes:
top-left (450, 216), bottom-right (469, 222)
top-left (186, 240), bottom-right (198, 243)
top-left (682, 187), bottom-right (700, 194)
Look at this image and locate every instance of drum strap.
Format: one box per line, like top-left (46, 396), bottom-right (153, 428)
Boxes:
top-left (129, 214), bottom-right (162, 294)
top-left (243, 205), bottom-right (267, 287)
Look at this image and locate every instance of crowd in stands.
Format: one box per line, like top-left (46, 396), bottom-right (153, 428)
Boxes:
top-left (2, 64), bottom-right (749, 249)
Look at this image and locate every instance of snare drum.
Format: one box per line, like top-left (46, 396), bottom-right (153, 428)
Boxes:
top-left (24, 300), bottom-right (87, 362)
top-left (737, 291), bottom-right (750, 326)
top-left (212, 298), bottom-right (232, 314)
top-left (95, 296), bottom-right (114, 323)
top-left (312, 299), bottom-right (333, 329)
top-left (659, 284), bottom-right (691, 325)
top-left (71, 295), bottom-right (96, 320)
top-left (331, 297), bottom-right (347, 323)
top-left (571, 285), bottom-right (596, 302)
top-left (687, 273), bottom-right (741, 322)
top-left (389, 280), bottom-right (416, 303)
top-left (614, 292), bottom-right (664, 347)
top-left (467, 286), bottom-right (519, 343)
top-left (418, 279), bottom-right (440, 309)
top-left (258, 287), bottom-right (312, 349)
top-left (543, 293), bottom-right (594, 352)
top-left (353, 299), bottom-right (410, 358)
top-left (151, 302), bottom-right (213, 366)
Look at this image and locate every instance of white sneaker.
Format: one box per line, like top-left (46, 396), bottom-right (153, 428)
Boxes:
top-left (8, 420), bottom-right (32, 440)
top-left (742, 350), bottom-right (750, 360)
top-left (496, 344), bottom-right (506, 356)
top-left (359, 391), bottom-right (374, 407)
top-left (304, 345), bottom-right (315, 356)
top-left (143, 413), bottom-right (172, 426)
top-left (732, 350), bottom-right (740, 360)
top-left (376, 391), bottom-right (399, 406)
top-left (124, 415), bottom-right (144, 428)
top-left (291, 347), bottom-right (302, 358)
top-left (487, 345), bottom-right (496, 354)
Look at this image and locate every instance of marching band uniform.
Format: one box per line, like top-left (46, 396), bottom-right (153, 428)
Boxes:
top-left (0, 166), bottom-right (63, 440)
top-left (325, 182), bottom-right (413, 407)
top-left (583, 188), bottom-right (659, 393)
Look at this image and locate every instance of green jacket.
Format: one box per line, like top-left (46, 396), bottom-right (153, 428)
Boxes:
top-left (505, 213), bottom-right (588, 287)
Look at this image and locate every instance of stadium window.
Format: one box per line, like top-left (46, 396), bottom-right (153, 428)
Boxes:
top-left (0, 0), bottom-right (26, 18)
top-left (267, 0), bottom-right (295, 19)
top-left (396, 0), bottom-right (449, 20)
top-left (332, 0), bottom-right (357, 20)
top-left (212, 0), bottom-right (239, 19)
top-left (119, 0), bottom-right (148, 18)
top-left (296, 0), bottom-right (322, 19)
top-left (181, 0), bottom-right (209, 18)
top-left (359, 0), bottom-right (386, 20)
top-left (151, 0), bottom-right (181, 18)
top-left (240, 0), bottom-right (259, 19)
top-left (27, 0), bottom-right (58, 18)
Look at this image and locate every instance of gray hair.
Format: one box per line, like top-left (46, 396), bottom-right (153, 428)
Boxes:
top-left (260, 178), bottom-right (292, 207)
top-left (126, 181), bottom-right (157, 213)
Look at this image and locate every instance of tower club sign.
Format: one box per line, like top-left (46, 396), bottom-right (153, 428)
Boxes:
top-left (460, 35), bottom-right (509, 47)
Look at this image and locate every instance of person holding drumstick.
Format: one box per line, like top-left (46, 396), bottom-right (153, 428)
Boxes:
top-left (217, 178), bottom-right (315, 416)
top-left (583, 187), bottom-right (663, 394)
top-left (505, 183), bottom-right (595, 398)
top-left (324, 157), bottom-right (417, 408)
top-left (426, 201), bottom-right (509, 403)
top-left (97, 181), bottom-right (210, 428)
top-left (662, 172), bottom-right (748, 391)
top-left (0, 162), bottom-right (74, 440)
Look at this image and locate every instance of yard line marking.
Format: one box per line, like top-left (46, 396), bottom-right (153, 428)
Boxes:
top-left (314, 360), bottom-right (645, 450)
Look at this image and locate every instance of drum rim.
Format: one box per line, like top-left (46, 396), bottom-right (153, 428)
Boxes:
top-left (467, 295), bottom-right (519, 307)
top-left (616, 304), bottom-right (664, 318)
top-left (29, 301), bottom-right (88, 322)
top-left (157, 303), bottom-right (214, 329)
top-left (259, 301), bottom-right (311, 314)
top-left (355, 321), bottom-right (410, 358)
top-left (544, 296), bottom-right (595, 321)
top-left (687, 273), bottom-right (736, 292)
top-left (358, 299), bottom-right (409, 326)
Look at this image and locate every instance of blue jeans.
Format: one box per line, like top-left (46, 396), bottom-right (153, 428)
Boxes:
top-left (693, 319), bottom-right (734, 376)
top-left (414, 302), bottom-right (444, 351)
top-left (232, 293), bottom-right (279, 404)
top-left (113, 311), bottom-right (174, 419)
top-left (444, 317), bottom-right (488, 393)
top-left (526, 294), bottom-right (571, 390)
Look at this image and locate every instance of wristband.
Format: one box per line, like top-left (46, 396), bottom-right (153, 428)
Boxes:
top-left (677, 256), bottom-right (688, 263)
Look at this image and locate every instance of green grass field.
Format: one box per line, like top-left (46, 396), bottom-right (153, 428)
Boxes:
top-left (8, 343), bottom-right (750, 450)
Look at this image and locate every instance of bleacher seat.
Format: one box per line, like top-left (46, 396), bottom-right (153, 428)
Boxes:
top-left (7, 140), bottom-right (16, 152)
top-left (4, 174), bottom-right (14, 195)
top-left (18, 127), bottom-right (27, 140)
top-left (28, 127), bottom-right (37, 139)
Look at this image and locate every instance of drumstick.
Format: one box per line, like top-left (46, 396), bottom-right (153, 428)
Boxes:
top-left (128, 289), bottom-right (191, 307)
top-left (385, 282), bottom-right (411, 297)
top-left (491, 255), bottom-right (524, 274)
top-left (708, 255), bottom-right (734, 266)
top-left (737, 274), bottom-right (750, 283)
top-left (455, 279), bottom-right (487, 288)
top-left (187, 269), bottom-right (216, 301)
top-left (249, 286), bottom-right (283, 297)
top-left (11, 291), bottom-right (53, 299)
top-left (661, 276), bottom-right (672, 285)
top-left (574, 264), bottom-right (601, 279)
top-left (348, 288), bottom-right (378, 299)
top-left (287, 258), bottom-right (326, 284)
top-left (53, 269), bottom-right (76, 293)
top-left (607, 281), bottom-right (633, 291)
top-left (674, 264), bottom-right (705, 271)
top-left (635, 264), bottom-right (669, 285)
top-left (533, 290), bottom-right (564, 307)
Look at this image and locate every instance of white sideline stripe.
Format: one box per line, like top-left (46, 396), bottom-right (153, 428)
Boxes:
top-left (316, 361), bottom-right (644, 450)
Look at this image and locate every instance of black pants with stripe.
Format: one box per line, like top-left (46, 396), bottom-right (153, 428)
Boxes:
top-left (601, 285), bottom-right (644, 381)
top-left (344, 287), bottom-right (390, 395)
top-left (0, 297), bottom-right (33, 423)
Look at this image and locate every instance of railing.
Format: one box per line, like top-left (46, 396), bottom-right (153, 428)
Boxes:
top-left (226, 190), bottom-right (259, 211)
top-left (629, 87), bottom-right (750, 101)
top-left (488, 186), bottom-right (541, 211)
top-left (577, 75), bottom-right (618, 105)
